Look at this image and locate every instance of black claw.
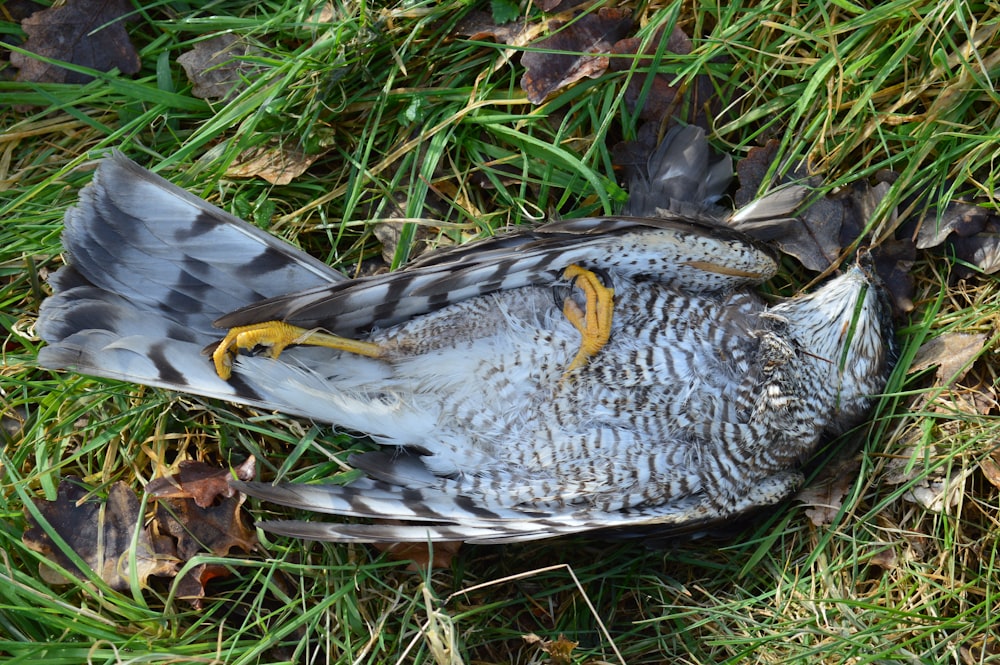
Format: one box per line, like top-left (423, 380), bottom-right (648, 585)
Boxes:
top-left (589, 266), bottom-right (614, 290)
top-left (560, 265), bottom-right (614, 290)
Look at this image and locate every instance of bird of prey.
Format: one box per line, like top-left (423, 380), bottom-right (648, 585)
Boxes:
top-left (37, 127), bottom-right (895, 544)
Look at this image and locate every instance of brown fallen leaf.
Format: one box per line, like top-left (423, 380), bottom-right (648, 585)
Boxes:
top-left (25, 466), bottom-right (265, 606)
top-left (372, 535), bottom-right (462, 570)
top-left (868, 546), bottom-right (898, 570)
top-left (909, 332), bottom-right (987, 386)
top-left (1, 404), bottom-right (27, 445)
top-left (960, 636), bottom-right (1000, 665)
top-left (795, 458), bottom-right (860, 526)
top-left (980, 447), bottom-right (1000, 490)
top-left (145, 458), bottom-right (260, 605)
top-left (951, 221), bottom-right (1000, 275)
top-left (537, 0), bottom-right (577, 10)
top-left (23, 478), bottom-right (177, 590)
top-left (871, 237), bottom-right (916, 313)
top-left (155, 492), bottom-right (258, 560)
top-left (454, 10), bottom-right (528, 44)
top-left (523, 633), bottom-right (579, 665)
top-left (225, 142), bottom-right (320, 185)
top-left (520, 8), bottom-right (633, 104)
top-left (914, 201), bottom-right (995, 249)
top-left (147, 456), bottom-right (256, 509)
top-left (3, 0), bottom-right (45, 22)
top-left (10, 0), bottom-right (140, 84)
top-left (177, 34), bottom-right (262, 101)
top-left (173, 562), bottom-right (237, 610)
top-left (894, 184), bottom-right (1000, 277)
top-left (901, 469), bottom-right (974, 513)
top-left (608, 27), bottom-right (715, 128)
top-left (373, 220), bottom-right (442, 267)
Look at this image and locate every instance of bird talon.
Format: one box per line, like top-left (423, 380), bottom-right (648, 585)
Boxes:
top-left (210, 321), bottom-right (385, 380)
top-left (560, 264), bottom-right (615, 375)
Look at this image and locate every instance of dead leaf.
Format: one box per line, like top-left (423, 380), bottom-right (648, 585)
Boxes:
top-left (147, 456), bottom-right (256, 509)
top-left (608, 27), bottom-right (715, 128)
top-left (155, 492), bottom-right (257, 560)
top-left (960, 635), bottom-right (1000, 665)
top-left (796, 458), bottom-right (860, 526)
top-left (226, 143), bottom-right (319, 185)
top-left (951, 224), bottom-right (1000, 275)
top-left (455, 10), bottom-right (527, 43)
top-left (901, 469), bottom-right (973, 513)
top-left (775, 193), bottom-right (849, 272)
top-left (372, 537), bottom-right (462, 571)
top-left (23, 478), bottom-right (177, 590)
top-left (3, 0), bottom-right (45, 22)
top-left (914, 201), bottom-right (993, 249)
top-left (537, 0), bottom-right (576, 10)
top-left (901, 192), bottom-right (1000, 276)
top-left (871, 238), bottom-right (916, 313)
top-left (24, 467), bottom-right (262, 605)
top-left (373, 219), bottom-right (442, 266)
top-left (520, 8), bottom-right (633, 104)
top-left (734, 140), bottom-right (782, 206)
top-left (173, 562), bottom-right (236, 610)
top-left (980, 447), bottom-right (1000, 490)
top-left (523, 633), bottom-right (579, 665)
top-left (868, 546), bottom-right (898, 570)
top-left (10, 0), bottom-right (140, 84)
top-left (909, 332), bottom-right (986, 386)
top-left (1, 405), bottom-right (27, 444)
top-left (177, 34), bottom-right (262, 101)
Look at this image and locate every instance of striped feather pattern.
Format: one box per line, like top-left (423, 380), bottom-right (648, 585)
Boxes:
top-left (37, 128), bottom-right (894, 543)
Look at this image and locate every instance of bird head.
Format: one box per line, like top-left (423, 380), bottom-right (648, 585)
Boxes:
top-left (770, 252), bottom-right (896, 428)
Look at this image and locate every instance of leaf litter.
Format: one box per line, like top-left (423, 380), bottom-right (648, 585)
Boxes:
top-left (24, 457), bottom-right (258, 606)
top-left (9, 0), bottom-right (140, 84)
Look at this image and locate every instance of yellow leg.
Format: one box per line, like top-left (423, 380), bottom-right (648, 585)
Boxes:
top-left (211, 321), bottom-right (384, 380)
top-left (561, 264), bottom-right (615, 374)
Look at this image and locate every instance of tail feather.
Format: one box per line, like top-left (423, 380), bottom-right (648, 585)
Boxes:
top-left (37, 152), bottom-right (354, 416)
top-left (57, 153), bottom-right (342, 318)
top-left (253, 520), bottom-right (555, 544)
top-left (229, 478), bottom-right (723, 544)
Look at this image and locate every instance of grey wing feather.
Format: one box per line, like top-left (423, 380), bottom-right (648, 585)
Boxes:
top-left (620, 124), bottom-right (807, 241)
top-left (622, 124), bottom-right (733, 218)
top-left (727, 185), bottom-right (809, 241)
top-left (214, 215), bottom-right (781, 334)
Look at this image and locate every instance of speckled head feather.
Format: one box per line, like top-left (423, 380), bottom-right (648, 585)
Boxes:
top-left (38, 127), bottom-right (895, 543)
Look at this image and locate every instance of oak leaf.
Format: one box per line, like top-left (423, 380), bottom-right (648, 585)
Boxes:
top-left (10, 0), bottom-right (139, 84)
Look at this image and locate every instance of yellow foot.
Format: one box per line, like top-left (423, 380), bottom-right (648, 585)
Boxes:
top-left (210, 321), bottom-right (384, 380)
top-left (561, 264), bottom-right (614, 374)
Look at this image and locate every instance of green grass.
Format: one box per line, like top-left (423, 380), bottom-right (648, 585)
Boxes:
top-left (3, 0), bottom-right (1000, 663)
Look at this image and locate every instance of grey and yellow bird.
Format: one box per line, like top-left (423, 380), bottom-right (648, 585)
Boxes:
top-left (37, 127), bottom-right (894, 543)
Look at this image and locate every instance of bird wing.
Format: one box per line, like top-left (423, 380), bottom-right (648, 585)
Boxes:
top-left (214, 215), bottom-right (784, 335)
